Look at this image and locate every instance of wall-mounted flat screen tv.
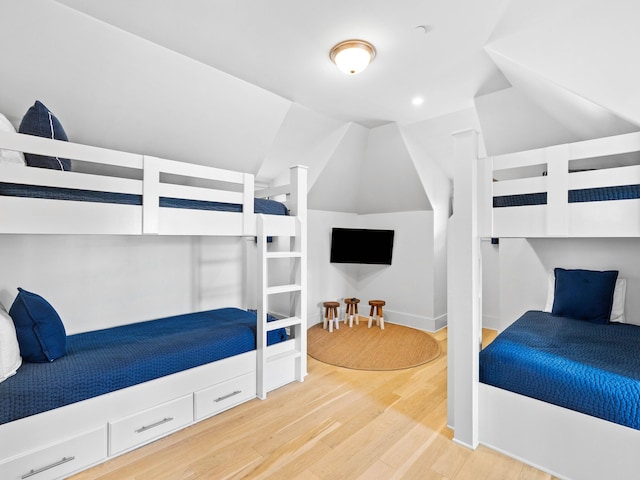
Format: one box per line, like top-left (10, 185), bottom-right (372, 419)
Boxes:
top-left (330, 228), bottom-right (394, 265)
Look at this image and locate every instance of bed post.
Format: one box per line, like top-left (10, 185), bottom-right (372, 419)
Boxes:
top-left (289, 165), bottom-right (308, 380)
top-left (449, 129), bottom-right (481, 449)
top-left (142, 155), bottom-right (161, 234)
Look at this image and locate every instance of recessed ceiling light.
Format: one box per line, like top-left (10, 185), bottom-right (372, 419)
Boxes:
top-left (412, 97), bottom-right (424, 106)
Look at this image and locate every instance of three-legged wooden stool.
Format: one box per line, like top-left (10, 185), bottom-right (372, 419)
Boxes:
top-left (323, 301), bottom-right (340, 333)
top-left (344, 297), bottom-right (360, 327)
top-left (368, 300), bottom-right (385, 329)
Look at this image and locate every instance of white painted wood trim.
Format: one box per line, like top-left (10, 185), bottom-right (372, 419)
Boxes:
top-left (449, 129), bottom-right (481, 448)
top-left (0, 163), bottom-right (142, 194)
top-left (489, 131), bottom-right (640, 238)
top-left (569, 165), bottom-right (640, 190)
top-left (479, 383), bottom-right (640, 480)
top-left (0, 131), bottom-right (143, 168)
top-left (492, 176), bottom-right (547, 196)
top-left (545, 144), bottom-right (569, 236)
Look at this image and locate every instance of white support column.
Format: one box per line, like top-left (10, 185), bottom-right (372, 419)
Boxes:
top-left (449, 129), bottom-right (481, 449)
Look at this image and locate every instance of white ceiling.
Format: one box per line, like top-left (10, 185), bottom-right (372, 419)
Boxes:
top-left (56, 0), bottom-right (511, 127)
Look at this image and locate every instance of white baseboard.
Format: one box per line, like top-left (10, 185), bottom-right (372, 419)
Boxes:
top-left (308, 312), bottom-right (322, 327)
top-left (482, 314), bottom-right (500, 331)
top-left (366, 309), bottom-right (446, 333)
top-left (307, 309), bottom-right (446, 333)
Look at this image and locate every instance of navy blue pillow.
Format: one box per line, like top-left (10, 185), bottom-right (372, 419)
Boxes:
top-left (9, 288), bottom-right (67, 362)
top-left (552, 268), bottom-right (618, 324)
top-left (18, 101), bottom-right (71, 171)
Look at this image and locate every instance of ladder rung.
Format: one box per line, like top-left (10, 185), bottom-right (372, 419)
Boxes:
top-left (265, 251), bottom-right (302, 259)
top-left (266, 284), bottom-right (302, 295)
top-left (266, 316), bottom-right (302, 331)
top-left (267, 349), bottom-right (302, 364)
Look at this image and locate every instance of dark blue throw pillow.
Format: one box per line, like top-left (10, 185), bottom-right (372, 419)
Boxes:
top-left (9, 288), bottom-right (67, 362)
top-left (18, 101), bottom-right (71, 171)
top-left (552, 268), bottom-right (619, 324)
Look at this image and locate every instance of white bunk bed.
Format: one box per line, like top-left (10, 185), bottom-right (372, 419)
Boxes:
top-left (449, 130), bottom-right (640, 480)
top-left (0, 130), bottom-right (307, 480)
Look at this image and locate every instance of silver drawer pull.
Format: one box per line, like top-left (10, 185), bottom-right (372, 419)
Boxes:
top-left (214, 390), bottom-right (242, 402)
top-left (22, 456), bottom-right (75, 479)
top-left (135, 416), bottom-right (174, 433)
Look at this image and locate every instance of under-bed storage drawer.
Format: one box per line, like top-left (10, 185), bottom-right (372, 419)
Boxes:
top-left (108, 394), bottom-right (193, 456)
top-left (194, 371), bottom-right (256, 420)
top-left (0, 426), bottom-right (106, 480)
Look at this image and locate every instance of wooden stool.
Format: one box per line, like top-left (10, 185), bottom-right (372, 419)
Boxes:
top-left (368, 300), bottom-right (385, 329)
top-left (344, 297), bottom-right (360, 327)
top-left (323, 301), bottom-right (340, 333)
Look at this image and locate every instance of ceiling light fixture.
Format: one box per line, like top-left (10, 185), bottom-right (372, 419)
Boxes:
top-left (330, 39), bottom-right (376, 75)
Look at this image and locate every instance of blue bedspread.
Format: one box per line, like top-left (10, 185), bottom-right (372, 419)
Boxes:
top-left (479, 311), bottom-right (640, 430)
top-left (493, 184), bottom-right (640, 208)
top-left (0, 308), bottom-right (287, 425)
top-left (0, 182), bottom-right (289, 215)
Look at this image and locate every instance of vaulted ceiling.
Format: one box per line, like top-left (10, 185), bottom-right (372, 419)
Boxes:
top-left (0, 1), bottom-right (638, 215)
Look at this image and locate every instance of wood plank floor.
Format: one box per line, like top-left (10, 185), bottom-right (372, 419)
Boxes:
top-left (70, 328), bottom-right (557, 480)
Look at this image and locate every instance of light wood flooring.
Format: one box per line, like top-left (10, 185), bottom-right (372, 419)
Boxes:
top-left (70, 328), bottom-right (557, 480)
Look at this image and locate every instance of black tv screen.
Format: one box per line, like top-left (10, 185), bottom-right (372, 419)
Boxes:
top-left (330, 228), bottom-right (394, 265)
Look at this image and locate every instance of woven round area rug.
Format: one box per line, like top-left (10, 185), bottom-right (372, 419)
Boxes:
top-left (307, 320), bottom-right (441, 371)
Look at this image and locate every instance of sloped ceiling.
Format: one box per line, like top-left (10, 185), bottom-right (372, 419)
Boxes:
top-left (481, 0), bottom-right (640, 155)
top-left (356, 123), bottom-right (432, 214)
top-left (0, 0), bottom-right (290, 174)
top-left (258, 103), bottom-right (349, 187)
top-left (307, 124), bottom-right (369, 213)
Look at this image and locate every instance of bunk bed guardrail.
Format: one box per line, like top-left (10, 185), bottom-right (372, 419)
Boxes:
top-left (481, 130), bottom-right (640, 238)
top-left (0, 130), bottom-right (261, 236)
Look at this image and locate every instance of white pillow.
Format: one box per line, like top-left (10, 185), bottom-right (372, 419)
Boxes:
top-left (0, 112), bottom-right (26, 165)
top-left (544, 271), bottom-right (626, 323)
top-left (0, 308), bottom-right (21, 382)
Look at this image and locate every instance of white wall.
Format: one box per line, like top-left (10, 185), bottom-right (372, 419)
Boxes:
top-left (358, 211), bottom-right (442, 331)
top-left (0, 234), bottom-right (244, 335)
top-left (307, 210), bottom-right (359, 325)
top-left (481, 239), bottom-right (500, 330)
top-left (308, 209), bottom-right (443, 332)
top-left (498, 237), bottom-right (640, 331)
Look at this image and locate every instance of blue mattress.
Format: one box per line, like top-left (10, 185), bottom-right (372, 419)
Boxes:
top-left (0, 308), bottom-right (287, 425)
top-left (0, 182), bottom-right (289, 215)
top-left (493, 184), bottom-right (640, 208)
top-left (479, 311), bottom-right (640, 430)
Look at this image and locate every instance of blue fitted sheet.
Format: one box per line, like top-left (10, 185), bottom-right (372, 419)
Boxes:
top-left (0, 308), bottom-right (287, 425)
top-left (479, 311), bottom-right (640, 430)
top-left (493, 184), bottom-right (640, 208)
top-left (0, 182), bottom-right (289, 215)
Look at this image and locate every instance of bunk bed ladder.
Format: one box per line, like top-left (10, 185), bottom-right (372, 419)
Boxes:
top-left (256, 214), bottom-right (307, 400)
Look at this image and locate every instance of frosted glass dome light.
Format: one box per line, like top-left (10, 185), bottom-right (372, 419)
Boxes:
top-left (330, 40), bottom-right (376, 75)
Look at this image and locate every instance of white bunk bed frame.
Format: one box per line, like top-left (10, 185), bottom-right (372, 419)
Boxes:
top-left (449, 130), bottom-right (640, 480)
top-left (0, 131), bottom-right (307, 480)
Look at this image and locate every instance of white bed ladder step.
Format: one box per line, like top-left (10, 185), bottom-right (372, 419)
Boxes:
top-left (256, 214), bottom-right (307, 400)
top-left (266, 316), bottom-right (303, 331)
top-left (266, 284), bottom-right (302, 295)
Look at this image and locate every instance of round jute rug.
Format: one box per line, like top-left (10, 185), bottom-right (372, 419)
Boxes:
top-left (307, 320), bottom-right (441, 371)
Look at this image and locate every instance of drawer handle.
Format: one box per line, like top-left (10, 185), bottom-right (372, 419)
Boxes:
top-left (214, 390), bottom-right (242, 402)
top-left (135, 416), bottom-right (174, 433)
top-left (22, 456), bottom-right (75, 479)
